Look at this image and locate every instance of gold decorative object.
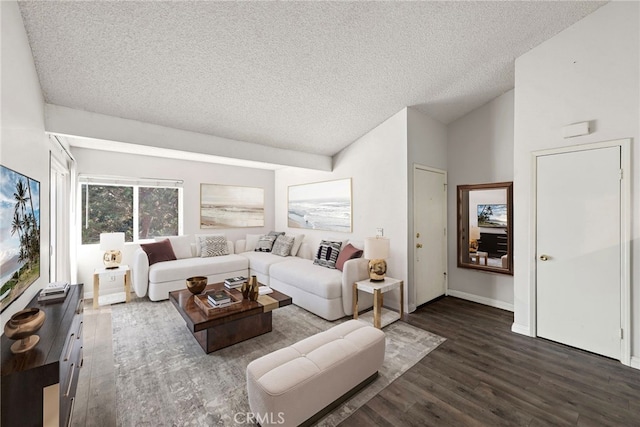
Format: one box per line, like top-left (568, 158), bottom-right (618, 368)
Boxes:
top-left (4, 308), bottom-right (46, 354)
top-left (186, 276), bottom-right (207, 295)
top-left (240, 282), bottom-right (249, 300)
top-left (248, 276), bottom-right (259, 301)
top-left (364, 237), bottom-right (390, 282)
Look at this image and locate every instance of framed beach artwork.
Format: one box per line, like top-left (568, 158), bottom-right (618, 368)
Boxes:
top-left (1, 165), bottom-right (41, 313)
top-left (477, 204), bottom-right (507, 228)
top-left (288, 178), bottom-right (352, 233)
top-left (200, 184), bottom-right (264, 228)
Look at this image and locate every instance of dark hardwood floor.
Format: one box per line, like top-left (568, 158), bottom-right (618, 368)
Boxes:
top-left (339, 297), bottom-right (640, 426)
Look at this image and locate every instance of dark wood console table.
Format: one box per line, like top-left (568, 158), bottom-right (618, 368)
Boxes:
top-left (478, 232), bottom-right (508, 258)
top-left (1, 284), bottom-right (84, 427)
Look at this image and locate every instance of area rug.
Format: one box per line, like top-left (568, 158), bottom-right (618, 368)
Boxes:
top-left (112, 298), bottom-right (445, 426)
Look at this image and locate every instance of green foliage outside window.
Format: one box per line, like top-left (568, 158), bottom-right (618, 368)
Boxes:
top-left (82, 185), bottom-right (133, 244)
top-left (81, 184), bottom-right (180, 244)
top-left (138, 187), bottom-right (179, 239)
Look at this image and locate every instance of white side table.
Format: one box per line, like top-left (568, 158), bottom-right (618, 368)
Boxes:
top-left (93, 265), bottom-right (131, 309)
top-left (353, 277), bottom-right (404, 329)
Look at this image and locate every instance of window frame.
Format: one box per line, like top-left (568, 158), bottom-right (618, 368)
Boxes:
top-left (78, 175), bottom-right (184, 245)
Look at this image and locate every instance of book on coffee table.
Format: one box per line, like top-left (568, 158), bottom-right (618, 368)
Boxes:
top-left (193, 290), bottom-right (241, 316)
top-left (224, 276), bottom-right (247, 289)
top-left (208, 290), bottom-right (231, 306)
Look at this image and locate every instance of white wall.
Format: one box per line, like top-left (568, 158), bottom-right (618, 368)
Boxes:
top-left (275, 108), bottom-right (410, 307)
top-left (0, 1), bottom-right (50, 324)
top-left (72, 147), bottom-right (275, 297)
top-left (513, 2), bottom-right (639, 364)
top-left (406, 107), bottom-right (448, 311)
top-left (447, 90), bottom-right (515, 309)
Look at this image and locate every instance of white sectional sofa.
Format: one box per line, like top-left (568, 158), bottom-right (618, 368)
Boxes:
top-left (133, 234), bottom-right (373, 321)
top-left (132, 236), bottom-right (248, 301)
top-left (236, 238), bottom-right (372, 321)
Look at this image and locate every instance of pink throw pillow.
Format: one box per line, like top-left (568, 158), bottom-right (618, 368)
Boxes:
top-left (335, 243), bottom-right (363, 271)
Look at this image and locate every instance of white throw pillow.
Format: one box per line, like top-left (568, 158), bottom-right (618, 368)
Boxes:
top-left (196, 234), bottom-right (227, 257)
top-left (245, 234), bottom-right (262, 252)
top-left (286, 233), bottom-right (305, 256)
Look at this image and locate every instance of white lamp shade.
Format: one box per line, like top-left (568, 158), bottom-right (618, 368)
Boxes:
top-left (470, 226), bottom-right (481, 241)
top-left (100, 232), bottom-right (125, 251)
top-left (364, 237), bottom-right (389, 260)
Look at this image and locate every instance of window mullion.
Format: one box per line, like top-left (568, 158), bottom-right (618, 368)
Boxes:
top-left (133, 186), bottom-right (140, 242)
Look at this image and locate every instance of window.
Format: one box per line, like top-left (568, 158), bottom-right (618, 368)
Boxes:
top-left (80, 176), bottom-right (182, 244)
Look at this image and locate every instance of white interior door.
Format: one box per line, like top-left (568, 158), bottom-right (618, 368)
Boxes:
top-left (414, 166), bottom-right (446, 306)
top-left (536, 146), bottom-right (621, 359)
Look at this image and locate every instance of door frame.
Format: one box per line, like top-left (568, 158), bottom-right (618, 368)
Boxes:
top-left (412, 164), bottom-right (448, 308)
top-left (530, 138), bottom-right (631, 365)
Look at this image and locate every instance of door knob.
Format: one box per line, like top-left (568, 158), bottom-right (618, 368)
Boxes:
top-left (416, 243), bottom-right (423, 249)
top-left (539, 254), bottom-right (549, 261)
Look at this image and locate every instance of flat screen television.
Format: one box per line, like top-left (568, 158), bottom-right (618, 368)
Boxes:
top-left (1, 165), bottom-right (40, 313)
top-left (477, 204), bottom-right (507, 228)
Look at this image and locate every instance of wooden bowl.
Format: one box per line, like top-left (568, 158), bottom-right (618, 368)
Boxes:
top-left (4, 308), bottom-right (46, 354)
top-left (186, 276), bottom-right (207, 294)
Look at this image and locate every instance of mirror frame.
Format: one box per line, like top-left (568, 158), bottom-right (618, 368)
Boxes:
top-left (457, 181), bottom-right (513, 275)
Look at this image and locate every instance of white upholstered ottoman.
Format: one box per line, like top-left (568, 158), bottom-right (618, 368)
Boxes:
top-left (246, 320), bottom-right (385, 427)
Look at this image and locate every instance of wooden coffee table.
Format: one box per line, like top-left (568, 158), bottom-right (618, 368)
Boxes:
top-left (169, 283), bottom-right (292, 353)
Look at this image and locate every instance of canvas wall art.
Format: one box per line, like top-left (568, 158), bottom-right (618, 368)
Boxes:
top-left (477, 204), bottom-right (507, 228)
top-left (200, 184), bottom-right (264, 228)
top-left (1, 165), bottom-right (41, 313)
top-left (288, 178), bottom-right (352, 233)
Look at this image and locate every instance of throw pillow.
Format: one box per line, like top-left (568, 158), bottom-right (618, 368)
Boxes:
top-left (287, 233), bottom-right (305, 256)
top-left (140, 239), bottom-right (177, 266)
top-left (335, 243), bottom-right (363, 271)
top-left (195, 233), bottom-right (225, 256)
top-left (272, 235), bottom-right (295, 257)
top-left (268, 231), bottom-right (285, 238)
top-left (245, 234), bottom-right (262, 252)
top-left (255, 235), bottom-right (277, 252)
top-left (198, 235), bottom-right (229, 257)
top-left (313, 240), bottom-right (342, 269)
top-left (155, 235), bottom-right (193, 259)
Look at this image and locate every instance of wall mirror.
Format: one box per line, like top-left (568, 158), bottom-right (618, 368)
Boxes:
top-left (457, 182), bottom-right (513, 275)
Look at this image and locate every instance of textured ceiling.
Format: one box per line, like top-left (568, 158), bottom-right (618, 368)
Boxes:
top-left (19, 1), bottom-right (605, 157)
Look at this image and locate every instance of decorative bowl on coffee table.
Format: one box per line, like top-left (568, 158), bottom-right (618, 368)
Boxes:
top-left (186, 276), bottom-right (207, 294)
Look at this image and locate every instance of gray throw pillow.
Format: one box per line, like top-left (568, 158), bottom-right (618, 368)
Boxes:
top-left (255, 235), bottom-right (277, 252)
top-left (272, 235), bottom-right (295, 257)
top-left (198, 235), bottom-right (229, 257)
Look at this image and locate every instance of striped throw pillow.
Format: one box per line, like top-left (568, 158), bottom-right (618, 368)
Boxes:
top-left (313, 240), bottom-right (342, 269)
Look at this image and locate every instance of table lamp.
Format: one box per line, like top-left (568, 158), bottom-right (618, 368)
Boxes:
top-left (100, 232), bottom-right (125, 269)
top-left (364, 237), bottom-right (390, 282)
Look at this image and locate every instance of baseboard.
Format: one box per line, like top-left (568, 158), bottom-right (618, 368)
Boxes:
top-left (631, 356), bottom-right (640, 370)
top-left (511, 322), bottom-right (532, 336)
top-left (446, 289), bottom-right (513, 312)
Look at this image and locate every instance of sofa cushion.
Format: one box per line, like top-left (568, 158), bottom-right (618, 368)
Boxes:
top-left (270, 258), bottom-right (342, 300)
top-left (255, 235), bottom-right (277, 252)
top-left (198, 235), bottom-right (229, 257)
top-left (335, 243), bottom-right (363, 271)
top-left (140, 239), bottom-right (177, 266)
top-left (313, 240), bottom-right (342, 269)
top-left (272, 235), bottom-right (294, 257)
top-left (239, 251), bottom-right (289, 276)
top-left (148, 255), bottom-right (248, 283)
